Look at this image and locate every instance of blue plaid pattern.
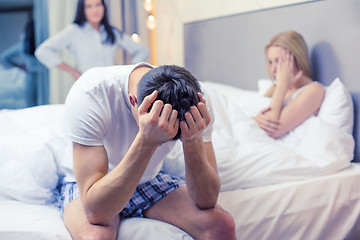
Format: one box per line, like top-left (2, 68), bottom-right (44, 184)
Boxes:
top-left (59, 171), bottom-right (185, 218)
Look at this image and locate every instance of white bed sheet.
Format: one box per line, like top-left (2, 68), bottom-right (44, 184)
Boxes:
top-left (1, 163), bottom-right (360, 239)
top-left (0, 199), bottom-right (193, 240)
top-left (218, 163), bottom-right (360, 240)
top-left (0, 200), bottom-right (71, 240)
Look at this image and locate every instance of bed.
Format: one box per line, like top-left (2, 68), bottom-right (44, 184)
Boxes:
top-left (0, 79), bottom-right (359, 240)
top-left (0, 66), bottom-right (36, 109)
top-left (1, 0), bottom-right (360, 239)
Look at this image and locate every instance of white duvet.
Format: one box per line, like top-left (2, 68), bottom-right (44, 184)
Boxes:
top-left (163, 81), bottom-right (354, 191)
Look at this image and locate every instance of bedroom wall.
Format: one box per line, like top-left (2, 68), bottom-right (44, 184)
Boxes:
top-left (155, 0), bottom-right (316, 66)
top-left (46, 0), bottom-right (315, 103)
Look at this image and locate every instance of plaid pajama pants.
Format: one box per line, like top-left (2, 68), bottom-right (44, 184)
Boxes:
top-left (59, 171), bottom-right (185, 218)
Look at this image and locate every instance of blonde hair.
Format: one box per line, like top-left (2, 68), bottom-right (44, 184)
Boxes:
top-left (264, 31), bottom-right (312, 97)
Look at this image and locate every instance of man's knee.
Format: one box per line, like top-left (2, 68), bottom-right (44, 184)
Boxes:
top-left (203, 206), bottom-right (236, 240)
top-left (76, 228), bottom-right (117, 240)
top-left (217, 209), bottom-right (236, 239)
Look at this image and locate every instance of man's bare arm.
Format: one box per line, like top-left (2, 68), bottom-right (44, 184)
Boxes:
top-left (180, 93), bottom-right (220, 209)
top-left (74, 91), bottom-right (179, 225)
top-left (183, 140), bottom-right (220, 209)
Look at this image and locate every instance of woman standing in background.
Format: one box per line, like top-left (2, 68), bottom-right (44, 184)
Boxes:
top-left (35, 0), bottom-right (149, 80)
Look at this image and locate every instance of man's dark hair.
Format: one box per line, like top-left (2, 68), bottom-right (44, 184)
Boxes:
top-left (137, 65), bottom-right (202, 140)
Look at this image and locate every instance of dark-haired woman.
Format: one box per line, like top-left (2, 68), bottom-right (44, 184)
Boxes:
top-left (35, 0), bottom-right (149, 80)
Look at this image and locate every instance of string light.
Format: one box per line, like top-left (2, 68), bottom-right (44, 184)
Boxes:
top-left (144, 0), bottom-right (153, 12)
top-left (143, 0), bottom-right (156, 64)
top-left (144, 0), bottom-right (155, 30)
top-left (131, 33), bottom-right (140, 43)
top-left (146, 14), bottom-right (156, 30)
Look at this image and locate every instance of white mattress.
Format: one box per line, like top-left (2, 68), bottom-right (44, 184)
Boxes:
top-left (218, 163), bottom-right (360, 240)
top-left (1, 163), bottom-right (360, 240)
top-left (0, 199), bottom-right (192, 240)
top-left (0, 200), bottom-right (71, 240)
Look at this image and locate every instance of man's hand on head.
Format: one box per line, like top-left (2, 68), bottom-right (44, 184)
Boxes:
top-left (180, 93), bottom-right (211, 142)
top-left (138, 90), bottom-right (180, 146)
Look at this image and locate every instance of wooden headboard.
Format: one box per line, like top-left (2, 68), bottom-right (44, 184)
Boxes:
top-left (184, 0), bottom-right (360, 161)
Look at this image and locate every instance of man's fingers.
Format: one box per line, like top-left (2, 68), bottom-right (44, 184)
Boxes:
top-left (158, 103), bottom-right (173, 126)
top-left (197, 92), bottom-right (206, 104)
top-left (138, 90), bottom-right (158, 114)
top-left (180, 120), bottom-right (189, 134)
top-left (173, 118), bottom-right (180, 131)
top-left (168, 109), bottom-right (179, 127)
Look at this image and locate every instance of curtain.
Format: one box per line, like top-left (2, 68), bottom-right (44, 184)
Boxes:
top-left (47, 1), bottom-right (76, 104)
top-left (121, 0), bottom-right (139, 64)
top-left (108, 0), bottom-right (142, 64)
top-left (33, 0), bottom-right (49, 105)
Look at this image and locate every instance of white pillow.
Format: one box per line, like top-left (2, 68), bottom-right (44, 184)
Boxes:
top-left (0, 132), bottom-right (58, 204)
top-left (0, 105), bottom-right (64, 204)
top-left (257, 79), bottom-right (273, 96)
top-left (119, 218), bottom-right (193, 240)
top-left (317, 78), bottom-right (354, 134)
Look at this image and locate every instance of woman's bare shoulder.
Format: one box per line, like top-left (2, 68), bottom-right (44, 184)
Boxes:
top-left (303, 81), bottom-right (325, 96)
top-left (293, 81), bottom-right (325, 105)
top-left (308, 81), bottom-right (324, 89)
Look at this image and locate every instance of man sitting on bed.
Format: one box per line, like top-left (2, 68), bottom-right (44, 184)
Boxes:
top-left (60, 62), bottom-right (235, 240)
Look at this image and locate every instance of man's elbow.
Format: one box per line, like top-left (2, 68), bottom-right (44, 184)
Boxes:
top-left (195, 190), bottom-right (219, 210)
top-left (85, 207), bottom-right (112, 226)
top-left (196, 197), bottom-right (218, 210)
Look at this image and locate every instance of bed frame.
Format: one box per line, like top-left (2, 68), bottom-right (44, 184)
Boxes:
top-left (184, 0), bottom-right (360, 161)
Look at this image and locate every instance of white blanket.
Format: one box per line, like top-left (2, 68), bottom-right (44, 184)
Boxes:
top-left (163, 81), bottom-right (354, 191)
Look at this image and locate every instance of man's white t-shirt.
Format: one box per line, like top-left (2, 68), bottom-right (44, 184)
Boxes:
top-left (62, 62), bottom-right (214, 184)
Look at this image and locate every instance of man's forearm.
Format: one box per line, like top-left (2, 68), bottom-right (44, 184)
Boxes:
top-left (183, 139), bottom-right (220, 209)
top-left (79, 134), bottom-right (158, 225)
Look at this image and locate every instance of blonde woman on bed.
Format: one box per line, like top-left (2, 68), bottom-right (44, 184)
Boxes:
top-left (252, 30), bottom-right (325, 139)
